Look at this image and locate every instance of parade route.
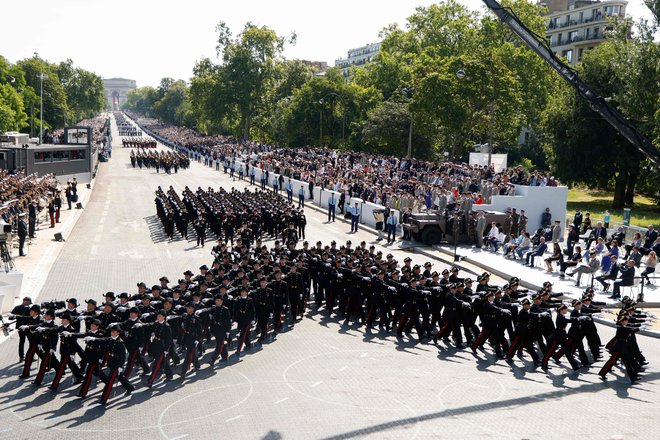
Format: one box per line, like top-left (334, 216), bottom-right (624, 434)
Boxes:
top-left (0, 129), bottom-right (658, 440)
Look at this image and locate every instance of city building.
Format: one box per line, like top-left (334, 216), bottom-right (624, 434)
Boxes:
top-left (334, 42), bottom-right (381, 76)
top-left (539, 0), bottom-right (627, 65)
top-left (103, 78), bottom-right (137, 111)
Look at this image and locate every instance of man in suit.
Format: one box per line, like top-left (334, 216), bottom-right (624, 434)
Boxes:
top-left (17, 213), bottom-right (28, 256)
top-left (475, 211), bottom-right (486, 248)
top-left (595, 254), bottom-right (620, 292)
top-left (587, 221), bottom-right (607, 248)
top-left (28, 200), bottom-right (38, 238)
top-left (551, 220), bottom-right (562, 243)
top-left (525, 237), bottom-right (547, 267)
top-left (573, 209), bottom-right (583, 231)
top-left (610, 259), bottom-right (636, 299)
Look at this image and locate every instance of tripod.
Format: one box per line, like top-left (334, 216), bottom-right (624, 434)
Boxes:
top-left (0, 240), bottom-right (15, 273)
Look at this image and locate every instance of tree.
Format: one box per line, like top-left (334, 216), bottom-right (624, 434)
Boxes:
top-left (213, 22), bottom-right (294, 139)
top-left (0, 56), bottom-right (28, 132)
top-left (124, 86), bottom-right (159, 117)
top-left (57, 59), bottom-right (105, 122)
top-left (16, 55), bottom-right (68, 131)
top-left (153, 80), bottom-right (190, 126)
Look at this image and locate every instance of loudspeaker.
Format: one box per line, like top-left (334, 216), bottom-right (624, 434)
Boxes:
top-left (76, 202), bottom-right (83, 209)
top-left (54, 233), bottom-right (63, 242)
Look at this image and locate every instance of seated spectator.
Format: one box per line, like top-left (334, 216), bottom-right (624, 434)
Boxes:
top-left (624, 232), bottom-right (643, 259)
top-left (515, 232), bottom-right (531, 260)
top-left (545, 242), bottom-right (563, 272)
top-left (641, 251), bottom-right (656, 285)
top-left (524, 237), bottom-right (547, 267)
top-left (606, 240), bottom-right (620, 259)
top-left (587, 221), bottom-right (607, 248)
top-left (629, 246), bottom-right (642, 268)
top-left (608, 226), bottom-right (625, 249)
top-left (610, 259), bottom-right (636, 300)
top-left (567, 250), bottom-right (600, 285)
top-left (595, 255), bottom-right (619, 291)
top-left (485, 222), bottom-right (499, 250)
top-left (559, 246), bottom-right (582, 278)
top-left (503, 233), bottom-right (523, 258)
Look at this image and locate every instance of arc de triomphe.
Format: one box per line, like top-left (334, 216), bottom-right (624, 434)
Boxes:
top-left (103, 78), bottom-right (137, 111)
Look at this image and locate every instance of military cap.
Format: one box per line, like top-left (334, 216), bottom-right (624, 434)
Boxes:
top-left (571, 299), bottom-right (582, 307)
top-left (424, 262), bottom-right (432, 267)
top-left (543, 281), bottom-right (553, 287)
top-left (157, 309), bottom-right (168, 318)
top-left (152, 285), bottom-right (161, 291)
top-left (199, 265), bottom-right (209, 270)
top-left (456, 282), bottom-right (465, 288)
top-left (129, 307), bottom-right (140, 314)
top-left (386, 254), bottom-right (394, 258)
top-left (464, 278), bottom-right (473, 284)
top-left (137, 282), bottom-right (147, 288)
top-left (557, 304), bottom-right (568, 312)
top-left (431, 271), bottom-right (439, 277)
top-left (185, 302), bottom-right (196, 308)
top-left (502, 283), bottom-right (511, 290)
top-left (442, 269), bottom-right (450, 275)
top-left (521, 298), bottom-right (531, 305)
top-left (617, 315), bottom-right (629, 325)
top-left (90, 318), bottom-right (101, 327)
top-left (60, 311), bottom-right (72, 321)
top-left (214, 294), bottom-right (224, 301)
top-left (159, 276), bottom-right (169, 282)
top-left (404, 257), bottom-right (412, 262)
top-left (118, 292), bottom-right (129, 299)
top-left (66, 298), bottom-right (78, 306)
top-left (183, 270), bottom-right (194, 276)
top-left (449, 283), bottom-right (457, 289)
top-left (484, 291), bottom-right (495, 298)
top-left (85, 299), bottom-right (97, 306)
top-left (413, 264), bottom-right (421, 270)
top-left (103, 302), bottom-right (115, 310)
top-left (107, 323), bottom-right (122, 332)
top-left (104, 291), bottom-right (116, 299)
top-left (450, 266), bottom-right (459, 272)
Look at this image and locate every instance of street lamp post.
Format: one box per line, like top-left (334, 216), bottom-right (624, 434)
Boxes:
top-left (39, 72), bottom-right (44, 144)
top-left (318, 98), bottom-right (324, 147)
top-left (401, 86), bottom-right (414, 159)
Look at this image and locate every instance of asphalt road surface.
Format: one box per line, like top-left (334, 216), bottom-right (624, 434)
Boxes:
top-left (0, 130), bottom-right (657, 440)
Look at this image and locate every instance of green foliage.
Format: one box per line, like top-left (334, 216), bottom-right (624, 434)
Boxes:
top-left (57, 59), bottom-right (105, 122)
top-left (123, 86), bottom-right (159, 117)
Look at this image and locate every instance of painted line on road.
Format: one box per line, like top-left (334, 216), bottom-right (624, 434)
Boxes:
top-left (310, 381), bottom-right (323, 388)
top-left (273, 397), bottom-right (289, 404)
top-left (468, 382), bottom-right (488, 389)
top-left (0, 427), bottom-right (12, 433)
top-left (225, 415), bottom-right (244, 422)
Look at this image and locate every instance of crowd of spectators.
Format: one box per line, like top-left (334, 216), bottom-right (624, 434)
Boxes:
top-left (135, 118), bottom-right (559, 216)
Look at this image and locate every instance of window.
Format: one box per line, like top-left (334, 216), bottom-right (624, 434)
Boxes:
top-left (52, 150), bottom-right (70, 161)
top-left (585, 28), bottom-right (591, 39)
top-left (594, 27), bottom-right (600, 38)
top-left (34, 151), bottom-right (51, 162)
top-left (569, 31), bottom-right (578, 41)
top-left (565, 49), bottom-right (573, 63)
top-left (70, 150), bottom-right (86, 160)
top-left (578, 48), bottom-right (584, 61)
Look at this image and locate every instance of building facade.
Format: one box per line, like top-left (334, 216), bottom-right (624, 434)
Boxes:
top-left (540, 0), bottom-right (627, 65)
top-left (103, 78), bottom-right (137, 111)
top-left (334, 42), bottom-right (381, 76)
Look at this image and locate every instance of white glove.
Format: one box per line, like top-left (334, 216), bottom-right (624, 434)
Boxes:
top-left (164, 352), bottom-right (169, 357)
top-left (62, 331), bottom-right (71, 337)
top-left (8, 314), bottom-right (15, 319)
top-left (299, 295), bottom-right (303, 299)
top-left (542, 312), bottom-right (551, 317)
top-left (84, 336), bottom-right (95, 342)
top-left (77, 316), bottom-right (86, 321)
top-left (19, 325), bottom-right (28, 331)
top-left (138, 347), bottom-right (144, 352)
top-left (269, 314), bottom-right (273, 319)
top-left (117, 307), bottom-right (127, 312)
top-left (49, 349), bottom-right (55, 354)
top-left (141, 313), bottom-right (150, 319)
top-left (134, 323), bottom-right (143, 328)
top-left (226, 332), bottom-right (230, 337)
top-left (36, 327), bottom-right (45, 332)
top-left (194, 340), bottom-right (199, 345)
top-left (118, 368), bottom-right (124, 374)
top-left (194, 310), bottom-right (202, 316)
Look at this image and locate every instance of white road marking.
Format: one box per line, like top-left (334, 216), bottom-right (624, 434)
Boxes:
top-left (225, 415), bottom-right (244, 422)
top-left (338, 366), bottom-right (348, 372)
top-left (310, 381), bottom-right (323, 388)
top-left (273, 397), bottom-right (289, 404)
top-left (0, 427), bottom-right (12, 433)
top-left (468, 383), bottom-right (488, 389)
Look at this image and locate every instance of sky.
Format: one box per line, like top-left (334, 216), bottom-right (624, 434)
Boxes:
top-left (1, 0), bottom-right (654, 87)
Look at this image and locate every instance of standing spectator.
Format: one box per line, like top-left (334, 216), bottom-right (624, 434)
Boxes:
top-left (475, 211), bottom-right (486, 248)
top-left (541, 208), bottom-right (552, 229)
top-left (551, 220), bottom-right (562, 243)
top-left (47, 197), bottom-right (55, 228)
top-left (573, 209), bottom-right (583, 231)
top-left (350, 202), bottom-right (361, 233)
top-left (17, 213), bottom-right (28, 256)
top-left (402, 208), bottom-right (412, 241)
top-left (53, 192), bottom-right (62, 223)
top-left (65, 183), bottom-right (73, 210)
top-left (603, 211), bottom-right (611, 229)
top-left (581, 212), bottom-right (592, 234)
top-left (386, 209), bottom-right (398, 244)
top-left (373, 210), bottom-right (385, 241)
top-left (28, 200), bottom-right (37, 238)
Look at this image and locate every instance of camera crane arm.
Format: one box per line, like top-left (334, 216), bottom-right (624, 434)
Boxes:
top-left (481, 0), bottom-right (660, 165)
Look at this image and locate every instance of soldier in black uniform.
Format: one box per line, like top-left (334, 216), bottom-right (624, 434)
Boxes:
top-left (74, 319), bottom-right (105, 398)
top-left (471, 291), bottom-right (511, 358)
top-left (180, 302), bottom-right (203, 377)
top-left (541, 304), bottom-right (582, 371)
top-left (122, 307), bottom-right (150, 377)
top-left (270, 270), bottom-right (289, 334)
top-left (9, 296), bottom-right (32, 361)
top-left (194, 217), bottom-right (207, 247)
top-left (253, 278), bottom-right (273, 342)
top-left (92, 323), bottom-right (135, 404)
top-left (233, 287), bottom-right (255, 356)
top-left (138, 310), bottom-right (175, 386)
top-left (505, 298), bottom-right (542, 365)
top-left (47, 312), bottom-right (84, 390)
top-left (32, 309), bottom-right (60, 385)
top-left (598, 315), bottom-right (641, 383)
top-left (202, 295), bottom-right (232, 364)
